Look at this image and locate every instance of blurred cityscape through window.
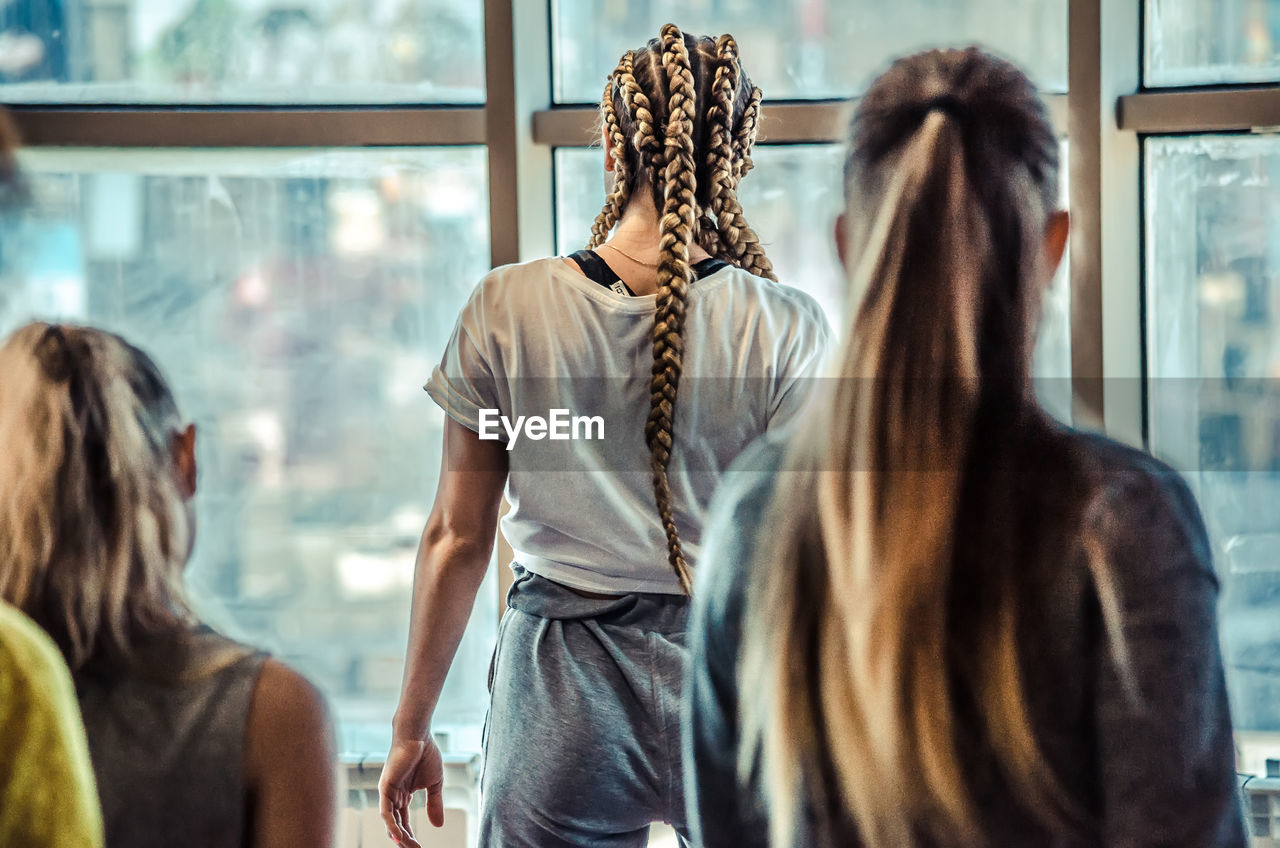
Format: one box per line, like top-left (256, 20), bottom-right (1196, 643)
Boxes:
top-left (554, 143), bottom-right (1074, 422)
top-left (1147, 135), bottom-right (1280, 754)
top-left (552, 0), bottom-right (1068, 102)
top-left (0, 147), bottom-right (496, 756)
top-left (1147, 0), bottom-right (1280, 86)
top-left (0, 0), bottom-right (485, 103)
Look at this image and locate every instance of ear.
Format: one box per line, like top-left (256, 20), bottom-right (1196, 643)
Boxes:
top-left (1042, 209), bottom-right (1070, 285)
top-left (173, 423), bottom-right (197, 500)
top-left (603, 125), bottom-right (615, 173)
top-left (834, 213), bottom-right (850, 270)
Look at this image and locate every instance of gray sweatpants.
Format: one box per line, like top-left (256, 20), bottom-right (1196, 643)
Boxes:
top-left (479, 564), bottom-right (691, 847)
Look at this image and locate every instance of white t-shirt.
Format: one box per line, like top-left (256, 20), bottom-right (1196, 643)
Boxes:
top-left (426, 257), bottom-right (831, 594)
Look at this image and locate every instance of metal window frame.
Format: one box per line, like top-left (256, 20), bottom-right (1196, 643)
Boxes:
top-left (1118, 86), bottom-right (1280, 133)
top-left (532, 96), bottom-right (1070, 148)
top-left (2, 4), bottom-right (1268, 415)
top-left (1066, 0), bottom-right (1280, 451)
top-left (7, 106), bottom-right (488, 147)
top-left (1068, 0), bottom-right (1144, 442)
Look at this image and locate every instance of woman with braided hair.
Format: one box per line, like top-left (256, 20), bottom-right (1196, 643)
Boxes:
top-left (380, 22), bottom-right (830, 848)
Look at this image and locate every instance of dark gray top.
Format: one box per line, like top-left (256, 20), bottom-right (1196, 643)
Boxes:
top-left (683, 430), bottom-right (1248, 848)
top-left (75, 627), bottom-right (267, 848)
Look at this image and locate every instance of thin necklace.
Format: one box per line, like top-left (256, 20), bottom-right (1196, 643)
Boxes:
top-left (599, 241), bottom-right (659, 267)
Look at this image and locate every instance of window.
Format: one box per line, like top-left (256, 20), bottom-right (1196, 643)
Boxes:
top-left (551, 0), bottom-right (1068, 102)
top-left (554, 145), bottom-right (845, 315)
top-left (555, 141), bottom-right (1073, 422)
top-left (0, 0), bottom-right (485, 103)
top-left (1146, 134), bottom-right (1280, 744)
top-left (1134, 0), bottom-right (1280, 797)
top-left (1146, 0), bottom-right (1280, 87)
top-left (0, 146), bottom-right (495, 755)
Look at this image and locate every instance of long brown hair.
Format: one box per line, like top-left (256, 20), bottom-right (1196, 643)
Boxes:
top-left (591, 23), bottom-right (775, 593)
top-left (0, 323), bottom-right (194, 671)
top-left (739, 49), bottom-right (1127, 847)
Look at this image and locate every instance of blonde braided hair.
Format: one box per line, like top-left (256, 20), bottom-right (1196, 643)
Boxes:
top-left (701, 34), bottom-right (738, 260)
top-left (707, 36), bottom-right (776, 281)
top-left (619, 49), bottom-right (665, 179)
top-left (587, 25), bottom-right (776, 593)
top-left (589, 55), bottom-right (634, 248)
top-left (704, 35), bottom-right (738, 220)
top-left (647, 22), bottom-right (699, 593)
top-left (733, 85), bottom-right (763, 183)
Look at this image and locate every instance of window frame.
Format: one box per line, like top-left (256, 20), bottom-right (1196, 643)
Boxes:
top-left (1071, 0), bottom-right (1280, 442)
top-left (1089, 0), bottom-right (1280, 832)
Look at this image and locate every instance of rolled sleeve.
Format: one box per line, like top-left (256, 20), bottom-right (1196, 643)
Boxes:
top-left (425, 302), bottom-right (500, 436)
top-left (767, 300), bottom-right (832, 436)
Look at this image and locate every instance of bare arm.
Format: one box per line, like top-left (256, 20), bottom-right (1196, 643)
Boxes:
top-left (381, 418), bottom-right (509, 845)
top-left (244, 659), bottom-right (339, 848)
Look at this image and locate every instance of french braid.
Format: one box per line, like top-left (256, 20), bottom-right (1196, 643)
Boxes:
top-left (589, 56), bottom-right (633, 248)
top-left (703, 35), bottom-right (738, 259)
top-left (706, 36), bottom-right (777, 281)
top-left (697, 210), bottom-right (723, 256)
top-left (619, 50), bottom-right (664, 176)
top-left (733, 85), bottom-right (763, 183)
top-left (646, 23), bottom-right (698, 593)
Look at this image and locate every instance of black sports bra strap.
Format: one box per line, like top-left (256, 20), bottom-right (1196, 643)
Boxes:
top-left (692, 258), bottom-right (730, 279)
top-left (568, 250), bottom-right (727, 295)
top-left (569, 249), bottom-right (634, 296)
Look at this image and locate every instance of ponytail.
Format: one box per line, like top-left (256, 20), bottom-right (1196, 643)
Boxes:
top-left (740, 49), bottom-right (1088, 848)
top-left (0, 323), bottom-right (193, 671)
top-left (755, 108), bottom-right (988, 848)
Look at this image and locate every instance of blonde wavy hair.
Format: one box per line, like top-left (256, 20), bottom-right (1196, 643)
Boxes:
top-left (592, 23), bottom-right (774, 594)
top-left (0, 322), bottom-right (194, 671)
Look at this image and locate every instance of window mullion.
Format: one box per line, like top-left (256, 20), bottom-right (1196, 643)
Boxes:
top-left (1068, 0), bottom-right (1143, 443)
top-left (8, 107), bottom-right (487, 148)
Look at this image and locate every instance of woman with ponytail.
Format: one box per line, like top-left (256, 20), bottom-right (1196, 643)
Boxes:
top-left (0, 114), bottom-right (105, 848)
top-left (380, 23), bottom-right (829, 847)
top-left (0, 323), bottom-right (338, 848)
top-left (684, 48), bottom-right (1246, 848)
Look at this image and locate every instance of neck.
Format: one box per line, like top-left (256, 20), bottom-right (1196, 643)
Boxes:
top-left (606, 186), bottom-right (710, 264)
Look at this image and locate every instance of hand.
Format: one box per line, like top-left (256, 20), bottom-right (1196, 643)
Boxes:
top-left (379, 736), bottom-right (445, 847)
